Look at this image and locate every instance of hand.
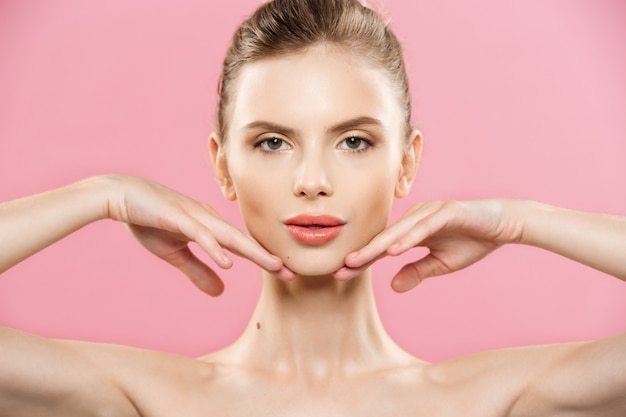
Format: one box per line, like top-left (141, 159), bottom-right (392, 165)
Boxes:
top-left (105, 175), bottom-right (294, 296)
top-left (334, 199), bottom-right (524, 292)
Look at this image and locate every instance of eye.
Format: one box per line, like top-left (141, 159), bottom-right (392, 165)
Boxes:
top-left (255, 137), bottom-right (291, 152)
top-left (338, 136), bottom-right (373, 152)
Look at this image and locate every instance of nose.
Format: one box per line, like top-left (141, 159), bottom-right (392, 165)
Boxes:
top-left (293, 152), bottom-right (333, 198)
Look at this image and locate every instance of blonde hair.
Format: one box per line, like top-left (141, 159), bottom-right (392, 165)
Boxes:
top-left (217, 0), bottom-right (412, 140)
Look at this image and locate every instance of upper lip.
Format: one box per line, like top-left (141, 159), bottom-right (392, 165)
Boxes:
top-left (284, 214), bottom-right (346, 227)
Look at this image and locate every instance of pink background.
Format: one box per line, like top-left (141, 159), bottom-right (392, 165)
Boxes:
top-left (1, 0), bottom-right (625, 362)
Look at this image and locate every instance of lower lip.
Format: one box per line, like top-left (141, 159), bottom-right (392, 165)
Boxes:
top-left (286, 225), bottom-right (344, 245)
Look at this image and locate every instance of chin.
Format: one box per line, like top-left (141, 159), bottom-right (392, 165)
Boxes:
top-left (249, 225), bottom-right (374, 277)
top-left (286, 264), bottom-right (341, 278)
top-left (279, 248), bottom-right (347, 277)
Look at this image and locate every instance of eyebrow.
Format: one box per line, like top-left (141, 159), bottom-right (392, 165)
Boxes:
top-left (243, 116), bottom-right (384, 136)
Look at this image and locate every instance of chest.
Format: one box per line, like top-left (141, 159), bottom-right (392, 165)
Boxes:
top-left (137, 376), bottom-right (507, 417)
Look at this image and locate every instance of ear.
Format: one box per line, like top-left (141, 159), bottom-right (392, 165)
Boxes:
top-left (208, 133), bottom-right (237, 201)
top-left (394, 129), bottom-right (423, 198)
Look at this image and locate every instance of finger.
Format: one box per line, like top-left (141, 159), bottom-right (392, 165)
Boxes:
top-left (344, 207), bottom-right (442, 269)
top-left (381, 205), bottom-right (458, 262)
top-left (187, 212), bottom-right (283, 272)
top-left (343, 216), bottom-right (418, 269)
top-left (332, 265), bottom-right (368, 281)
top-left (179, 217), bottom-right (233, 269)
top-left (333, 251), bottom-right (387, 280)
top-left (387, 205), bottom-right (458, 257)
top-left (161, 246), bottom-right (225, 296)
top-left (273, 265), bottom-right (297, 282)
top-left (343, 201), bottom-right (449, 268)
top-left (390, 263), bottom-right (422, 292)
top-left (390, 253), bottom-right (451, 293)
top-left (211, 223), bottom-right (283, 271)
top-left (177, 213), bottom-right (281, 271)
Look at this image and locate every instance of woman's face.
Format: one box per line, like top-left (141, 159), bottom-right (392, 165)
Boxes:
top-left (213, 45), bottom-right (418, 276)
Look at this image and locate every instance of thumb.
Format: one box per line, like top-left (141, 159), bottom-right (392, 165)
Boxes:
top-left (390, 254), bottom-right (448, 292)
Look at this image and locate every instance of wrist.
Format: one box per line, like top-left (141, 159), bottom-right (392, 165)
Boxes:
top-left (71, 175), bottom-right (122, 222)
top-left (513, 199), bottom-right (556, 247)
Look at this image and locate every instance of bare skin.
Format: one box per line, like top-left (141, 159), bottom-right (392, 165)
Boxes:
top-left (1, 177), bottom-right (625, 417)
top-left (1, 46), bottom-right (626, 416)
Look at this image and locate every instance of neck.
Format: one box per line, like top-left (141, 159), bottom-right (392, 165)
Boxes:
top-left (221, 269), bottom-right (414, 381)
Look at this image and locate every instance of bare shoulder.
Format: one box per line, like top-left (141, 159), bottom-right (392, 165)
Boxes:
top-left (11, 332), bottom-right (623, 417)
top-left (56, 339), bottom-right (220, 416)
top-left (1, 329), bottom-right (254, 417)
top-left (424, 334), bottom-right (626, 417)
top-left (421, 342), bottom-right (577, 415)
top-left (0, 328), bottom-right (143, 417)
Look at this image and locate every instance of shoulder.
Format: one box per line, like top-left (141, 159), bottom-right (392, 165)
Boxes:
top-left (422, 342), bottom-right (583, 416)
top-left (0, 328), bottom-right (146, 417)
top-left (57, 339), bottom-right (220, 416)
top-left (425, 336), bottom-right (626, 417)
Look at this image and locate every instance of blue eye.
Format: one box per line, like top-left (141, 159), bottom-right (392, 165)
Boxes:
top-left (255, 137), bottom-right (290, 152)
top-left (339, 136), bottom-right (372, 152)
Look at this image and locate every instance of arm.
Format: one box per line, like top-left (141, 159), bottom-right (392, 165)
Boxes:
top-left (510, 332), bottom-right (626, 417)
top-left (0, 174), bottom-right (290, 415)
top-left (343, 198), bottom-right (626, 415)
top-left (0, 177), bottom-right (140, 415)
top-left (512, 203), bottom-right (626, 415)
top-left (0, 327), bottom-right (140, 417)
top-left (429, 335), bottom-right (626, 417)
top-left (519, 200), bottom-right (626, 281)
top-left (0, 174), bottom-right (289, 291)
top-left (338, 199), bottom-right (626, 287)
top-left (0, 326), bottom-right (216, 417)
top-left (0, 176), bottom-right (107, 274)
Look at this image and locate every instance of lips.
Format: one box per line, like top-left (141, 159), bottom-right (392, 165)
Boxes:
top-left (284, 214), bottom-right (345, 245)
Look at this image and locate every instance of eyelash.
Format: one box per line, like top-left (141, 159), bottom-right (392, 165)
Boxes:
top-left (253, 136), bottom-right (374, 153)
top-left (338, 136), bottom-right (374, 152)
top-left (254, 137), bottom-right (291, 153)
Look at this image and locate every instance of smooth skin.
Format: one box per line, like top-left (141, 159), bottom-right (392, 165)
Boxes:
top-left (1, 45), bottom-right (626, 417)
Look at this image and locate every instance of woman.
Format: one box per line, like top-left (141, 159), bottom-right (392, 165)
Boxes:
top-left (1, 0), bottom-right (625, 415)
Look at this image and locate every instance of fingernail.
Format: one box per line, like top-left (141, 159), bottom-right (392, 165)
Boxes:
top-left (268, 260), bottom-right (280, 271)
top-left (266, 256), bottom-right (282, 270)
top-left (333, 267), bottom-right (353, 281)
top-left (346, 251), bottom-right (359, 260)
top-left (391, 280), bottom-right (406, 293)
top-left (387, 242), bottom-right (403, 255)
top-left (277, 266), bottom-right (296, 281)
top-left (344, 253), bottom-right (360, 268)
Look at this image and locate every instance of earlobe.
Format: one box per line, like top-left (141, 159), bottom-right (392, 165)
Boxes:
top-left (208, 133), bottom-right (237, 201)
top-left (394, 129), bottom-right (423, 198)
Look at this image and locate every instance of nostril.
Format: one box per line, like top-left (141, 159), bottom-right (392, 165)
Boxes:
top-left (293, 177), bottom-right (333, 198)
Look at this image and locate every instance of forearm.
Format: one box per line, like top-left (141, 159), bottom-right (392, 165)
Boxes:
top-left (517, 200), bottom-right (626, 281)
top-left (0, 176), bottom-right (114, 273)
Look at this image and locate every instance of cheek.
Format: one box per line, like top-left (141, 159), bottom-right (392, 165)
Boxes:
top-left (341, 164), bottom-right (400, 249)
top-left (354, 177), bottom-right (396, 236)
top-left (229, 165), bottom-right (287, 245)
top-left (227, 147), bottom-right (403, 261)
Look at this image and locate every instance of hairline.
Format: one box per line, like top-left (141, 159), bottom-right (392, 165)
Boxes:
top-left (218, 41), bottom-right (410, 143)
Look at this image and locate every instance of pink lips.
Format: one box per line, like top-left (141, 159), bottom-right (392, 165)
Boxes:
top-left (284, 214), bottom-right (345, 245)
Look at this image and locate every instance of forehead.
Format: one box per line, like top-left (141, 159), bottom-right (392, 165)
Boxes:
top-left (227, 45), bottom-right (404, 136)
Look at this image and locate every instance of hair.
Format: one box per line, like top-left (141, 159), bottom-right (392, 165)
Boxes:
top-left (216, 0), bottom-right (412, 141)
